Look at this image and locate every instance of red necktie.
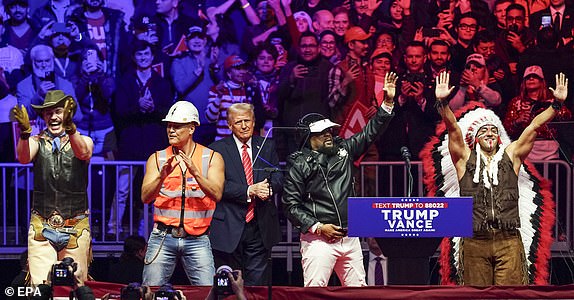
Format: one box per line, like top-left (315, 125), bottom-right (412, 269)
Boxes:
top-left (242, 144), bottom-right (255, 222)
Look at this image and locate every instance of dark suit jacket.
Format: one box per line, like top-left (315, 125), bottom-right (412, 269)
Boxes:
top-left (530, 7), bottom-right (574, 39)
top-left (208, 135), bottom-right (282, 253)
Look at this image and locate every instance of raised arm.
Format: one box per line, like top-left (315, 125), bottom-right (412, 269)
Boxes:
top-left (435, 71), bottom-right (469, 174)
top-left (239, 0), bottom-right (261, 25)
top-left (13, 105), bottom-right (39, 164)
top-left (508, 73), bottom-right (568, 164)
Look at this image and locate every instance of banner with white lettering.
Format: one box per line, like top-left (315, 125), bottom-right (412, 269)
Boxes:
top-left (348, 197), bottom-right (473, 238)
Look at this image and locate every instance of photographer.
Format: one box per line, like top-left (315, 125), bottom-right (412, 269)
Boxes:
top-left (494, 4), bottom-right (535, 77)
top-left (71, 45), bottom-right (116, 158)
top-left (449, 53), bottom-right (502, 111)
top-left (205, 269), bottom-right (246, 300)
top-left (45, 258), bottom-right (94, 300)
top-left (379, 41), bottom-right (439, 161)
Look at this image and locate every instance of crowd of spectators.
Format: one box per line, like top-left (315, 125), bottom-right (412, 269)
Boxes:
top-left (1, 0), bottom-right (574, 165)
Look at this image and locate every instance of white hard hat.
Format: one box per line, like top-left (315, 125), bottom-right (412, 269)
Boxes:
top-left (162, 101), bottom-right (200, 125)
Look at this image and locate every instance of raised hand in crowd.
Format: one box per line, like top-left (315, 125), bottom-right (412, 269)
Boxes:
top-left (292, 64), bottom-right (308, 79)
top-left (437, 9), bottom-right (454, 29)
top-left (342, 64), bottom-right (360, 88)
top-left (457, 0), bottom-right (472, 14)
top-left (215, 81), bottom-right (227, 96)
top-left (366, 0), bottom-right (383, 16)
top-left (82, 60), bottom-right (98, 74)
top-left (39, 80), bottom-right (56, 98)
top-left (506, 31), bottom-right (526, 53)
top-left (38, 20), bottom-right (55, 40)
top-left (460, 68), bottom-right (482, 88)
top-left (549, 73), bottom-right (569, 103)
top-left (67, 21), bottom-right (80, 40)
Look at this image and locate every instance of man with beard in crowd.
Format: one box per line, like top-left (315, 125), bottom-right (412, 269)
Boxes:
top-left (17, 44), bottom-right (77, 121)
top-left (2, 0), bottom-right (39, 57)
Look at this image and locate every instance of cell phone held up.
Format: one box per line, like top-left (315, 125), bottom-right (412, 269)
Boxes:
top-left (42, 71), bottom-right (55, 83)
top-left (422, 28), bottom-right (441, 38)
top-left (541, 15), bottom-right (552, 28)
top-left (86, 49), bottom-right (98, 65)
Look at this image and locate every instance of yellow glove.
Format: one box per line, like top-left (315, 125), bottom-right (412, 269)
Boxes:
top-left (62, 98), bottom-right (77, 135)
top-left (11, 105), bottom-right (31, 139)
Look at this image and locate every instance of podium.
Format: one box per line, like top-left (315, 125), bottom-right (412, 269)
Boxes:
top-left (348, 197), bottom-right (473, 285)
top-left (375, 237), bottom-right (441, 285)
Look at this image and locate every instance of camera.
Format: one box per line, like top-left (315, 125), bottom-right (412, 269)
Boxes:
top-left (403, 73), bottom-right (425, 85)
top-left (121, 283), bottom-right (144, 300)
top-left (213, 265), bottom-right (239, 296)
top-left (51, 257), bottom-right (77, 286)
top-left (154, 284), bottom-right (180, 300)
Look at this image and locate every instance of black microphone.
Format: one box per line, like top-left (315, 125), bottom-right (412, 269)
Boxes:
top-left (400, 146), bottom-right (411, 163)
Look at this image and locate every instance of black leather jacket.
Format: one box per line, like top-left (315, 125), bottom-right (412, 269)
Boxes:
top-left (282, 107), bottom-right (394, 233)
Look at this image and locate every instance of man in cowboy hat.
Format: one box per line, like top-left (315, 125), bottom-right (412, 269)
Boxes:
top-left (12, 90), bottom-right (93, 285)
top-left (431, 71), bottom-right (567, 285)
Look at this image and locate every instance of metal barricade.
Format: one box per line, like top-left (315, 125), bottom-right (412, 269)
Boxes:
top-left (0, 160), bottom-right (572, 260)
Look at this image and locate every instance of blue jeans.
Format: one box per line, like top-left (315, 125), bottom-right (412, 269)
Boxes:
top-left (143, 227), bottom-right (215, 286)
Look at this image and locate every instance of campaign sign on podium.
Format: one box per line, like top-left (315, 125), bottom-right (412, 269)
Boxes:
top-left (348, 197), bottom-right (473, 238)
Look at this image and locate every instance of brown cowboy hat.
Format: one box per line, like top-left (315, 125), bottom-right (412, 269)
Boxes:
top-left (31, 90), bottom-right (75, 114)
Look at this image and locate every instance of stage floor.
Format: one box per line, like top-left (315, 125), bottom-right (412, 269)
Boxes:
top-left (53, 281), bottom-right (574, 299)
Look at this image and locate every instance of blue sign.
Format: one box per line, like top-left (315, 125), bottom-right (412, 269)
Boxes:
top-left (348, 197), bottom-right (473, 238)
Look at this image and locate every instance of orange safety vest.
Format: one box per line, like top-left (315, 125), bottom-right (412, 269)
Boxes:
top-left (153, 144), bottom-right (216, 235)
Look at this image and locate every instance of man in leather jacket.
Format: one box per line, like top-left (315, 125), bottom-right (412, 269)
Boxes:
top-left (282, 72), bottom-right (397, 287)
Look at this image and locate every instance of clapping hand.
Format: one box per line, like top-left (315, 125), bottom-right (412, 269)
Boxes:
top-left (549, 72), bottom-right (568, 102)
top-left (435, 71), bottom-right (454, 102)
top-left (383, 71), bottom-right (398, 104)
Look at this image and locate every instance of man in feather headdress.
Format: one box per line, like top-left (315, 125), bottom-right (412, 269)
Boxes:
top-left (426, 71), bottom-right (567, 285)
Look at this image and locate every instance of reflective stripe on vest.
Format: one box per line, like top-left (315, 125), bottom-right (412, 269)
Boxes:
top-left (153, 145), bottom-right (215, 235)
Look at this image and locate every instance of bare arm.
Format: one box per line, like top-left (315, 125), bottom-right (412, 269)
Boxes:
top-left (141, 153), bottom-right (177, 204)
top-left (435, 72), bottom-right (469, 176)
top-left (209, 0), bottom-right (236, 17)
top-left (69, 133), bottom-right (93, 160)
top-left (269, 0), bottom-right (286, 26)
top-left (16, 137), bottom-right (39, 164)
top-left (508, 73), bottom-right (568, 166)
top-left (240, 0), bottom-right (261, 25)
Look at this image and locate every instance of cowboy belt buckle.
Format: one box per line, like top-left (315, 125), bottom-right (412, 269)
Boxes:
top-left (48, 214), bottom-right (65, 228)
top-left (171, 227), bottom-right (186, 238)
